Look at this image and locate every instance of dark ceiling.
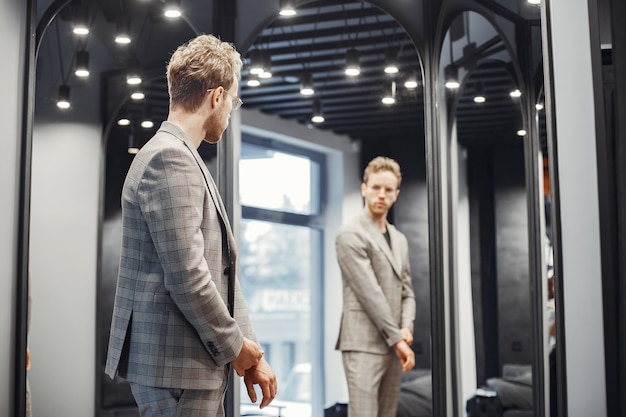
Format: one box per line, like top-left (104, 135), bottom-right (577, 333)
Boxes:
top-left (40, 0), bottom-right (544, 155)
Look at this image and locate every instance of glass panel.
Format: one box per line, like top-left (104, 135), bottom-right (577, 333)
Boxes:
top-left (240, 141), bottom-right (319, 215)
top-left (239, 219), bottom-right (319, 417)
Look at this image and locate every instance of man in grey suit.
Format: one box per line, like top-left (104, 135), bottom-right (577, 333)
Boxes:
top-left (105, 34), bottom-right (277, 417)
top-left (335, 156), bottom-right (416, 417)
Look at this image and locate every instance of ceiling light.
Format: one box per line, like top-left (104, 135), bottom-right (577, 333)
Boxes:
top-left (141, 120), bottom-right (154, 129)
top-left (345, 48), bottom-right (360, 77)
top-left (473, 82), bottom-right (486, 103)
top-left (384, 50), bottom-right (399, 74)
top-left (130, 89), bottom-right (145, 100)
top-left (510, 88), bottom-right (522, 98)
top-left (253, 51), bottom-right (272, 79)
top-left (115, 16), bottom-right (131, 45)
top-left (117, 117), bottom-right (131, 126)
top-left (164, 0), bottom-right (182, 18)
top-left (528, 0), bottom-right (541, 4)
top-left (126, 58), bottom-right (142, 85)
top-left (536, 102), bottom-right (544, 111)
top-left (72, 8), bottom-right (89, 36)
top-left (128, 134), bottom-right (139, 154)
top-left (279, 0), bottom-right (297, 16)
top-left (248, 50), bottom-right (264, 75)
top-left (517, 129), bottom-right (527, 136)
top-left (300, 73), bottom-right (315, 96)
top-left (247, 76), bottom-right (261, 87)
top-left (444, 64), bottom-right (460, 89)
top-left (381, 81), bottom-right (397, 105)
top-left (311, 99), bottom-right (325, 123)
top-left (56, 84), bottom-right (71, 109)
top-left (404, 72), bottom-right (419, 89)
top-left (74, 50), bottom-right (90, 78)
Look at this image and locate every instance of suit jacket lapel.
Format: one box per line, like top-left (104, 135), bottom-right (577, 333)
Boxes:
top-left (360, 211), bottom-right (402, 278)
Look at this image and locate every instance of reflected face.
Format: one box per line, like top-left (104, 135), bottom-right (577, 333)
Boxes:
top-left (361, 170), bottom-right (400, 217)
top-left (203, 79), bottom-right (239, 144)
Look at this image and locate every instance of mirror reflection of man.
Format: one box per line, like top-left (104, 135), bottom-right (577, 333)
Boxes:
top-left (335, 156), bottom-right (416, 417)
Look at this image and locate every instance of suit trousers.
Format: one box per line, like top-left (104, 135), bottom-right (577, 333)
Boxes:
top-left (130, 369), bottom-right (228, 417)
top-left (342, 350), bottom-right (402, 417)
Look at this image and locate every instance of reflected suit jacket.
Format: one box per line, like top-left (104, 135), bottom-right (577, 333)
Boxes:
top-left (105, 121), bottom-right (255, 390)
top-left (335, 210), bottom-right (416, 354)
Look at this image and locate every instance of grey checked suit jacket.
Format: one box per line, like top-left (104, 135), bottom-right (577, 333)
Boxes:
top-left (105, 122), bottom-right (255, 390)
top-left (335, 210), bottom-right (416, 354)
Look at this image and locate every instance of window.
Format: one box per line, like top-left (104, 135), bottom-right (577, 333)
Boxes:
top-left (238, 135), bottom-right (325, 417)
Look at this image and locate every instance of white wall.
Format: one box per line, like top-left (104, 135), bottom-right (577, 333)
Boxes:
top-left (0, 2), bottom-right (28, 417)
top-left (28, 122), bottom-right (101, 417)
top-left (545, 0), bottom-right (607, 416)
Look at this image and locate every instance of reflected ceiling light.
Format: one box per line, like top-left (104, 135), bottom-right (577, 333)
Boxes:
top-left (536, 102), bottom-right (544, 111)
top-left (473, 82), bottom-right (486, 103)
top-left (115, 16), bottom-right (131, 44)
top-left (404, 72), bottom-right (419, 89)
top-left (384, 50), bottom-right (399, 74)
top-left (249, 50), bottom-right (272, 79)
top-left (444, 64), bottom-right (460, 89)
top-left (381, 81), bottom-right (397, 105)
top-left (345, 48), bottom-right (360, 76)
top-left (164, 0), bottom-right (182, 18)
top-left (279, 0), bottom-right (297, 16)
top-left (117, 116), bottom-right (131, 126)
top-left (126, 58), bottom-right (142, 85)
top-left (72, 8), bottom-right (89, 36)
top-left (517, 129), bottom-right (527, 137)
top-left (510, 88), bottom-right (522, 98)
top-left (141, 119), bottom-right (154, 129)
top-left (128, 134), bottom-right (139, 154)
top-left (528, 0), bottom-right (541, 4)
top-left (247, 75), bottom-right (261, 87)
top-left (311, 99), bottom-right (325, 123)
top-left (248, 50), bottom-right (264, 75)
top-left (130, 89), bottom-right (145, 100)
top-left (300, 72), bottom-right (315, 96)
top-left (74, 50), bottom-right (90, 78)
top-left (56, 84), bottom-right (71, 109)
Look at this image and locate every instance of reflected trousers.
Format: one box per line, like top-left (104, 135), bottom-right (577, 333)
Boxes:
top-left (342, 350), bottom-right (402, 417)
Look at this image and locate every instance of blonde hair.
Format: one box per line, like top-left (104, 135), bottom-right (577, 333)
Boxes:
top-left (363, 156), bottom-right (402, 187)
top-left (166, 34), bottom-right (243, 113)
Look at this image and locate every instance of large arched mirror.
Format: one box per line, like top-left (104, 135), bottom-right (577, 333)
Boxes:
top-left (28, 1), bottom-right (431, 417)
top-left (437, 8), bottom-right (552, 417)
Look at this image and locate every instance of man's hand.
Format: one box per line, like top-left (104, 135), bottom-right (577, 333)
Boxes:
top-left (394, 339), bottom-right (415, 373)
top-left (231, 338), bottom-right (264, 376)
top-left (400, 327), bottom-right (413, 346)
top-left (243, 357), bottom-right (277, 409)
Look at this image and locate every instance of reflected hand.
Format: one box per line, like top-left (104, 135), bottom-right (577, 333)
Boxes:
top-left (394, 340), bottom-right (415, 373)
top-left (400, 327), bottom-right (413, 346)
top-left (231, 338), bottom-right (264, 376)
top-left (243, 357), bottom-right (277, 409)
top-left (26, 347), bottom-right (31, 372)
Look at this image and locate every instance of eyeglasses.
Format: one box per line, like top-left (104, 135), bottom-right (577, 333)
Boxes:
top-left (207, 88), bottom-right (243, 111)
